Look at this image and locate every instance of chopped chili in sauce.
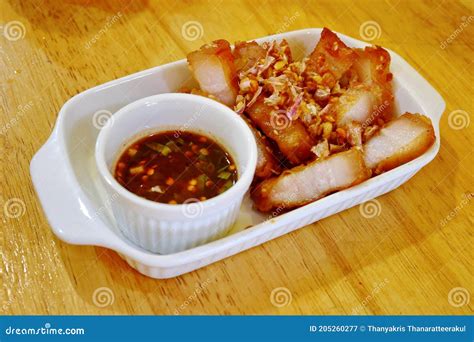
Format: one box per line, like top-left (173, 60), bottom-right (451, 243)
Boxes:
top-left (114, 131), bottom-right (238, 204)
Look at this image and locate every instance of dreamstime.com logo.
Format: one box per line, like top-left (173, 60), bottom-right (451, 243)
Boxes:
top-left (84, 12), bottom-right (123, 49)
top-left (359, 20), bottom-right (381, 41)
top-left (362, 100), bottom-right (390, 130)
top-left (181, 21), bottom-right (203, 41)
top-left (274, 12), bottom-right (300, 35)
top-left (3, 198), bottom-right (26, 219)
top-left (448, 287), bottom-right (470, 308)
top-left (174, 104), bottom-right (205, 139)
top-left (174, 278), bottom-right (212, 314)
top-left (439, 192), bottom-right (472, 227)
top-left (92, 109), bottom-right (114, 129)
top-left (270, 110), bottom-right (292, 131)
top-left (181, 198), bottom-right (205, 218)
top-left (359, 199), bottom-right (382, 219)
top-left (92, 287), bottom-right (115, 308)
top-left (0, 20), bottom-right (26, 41)
top-left (4, 323), bottom-right (85, 336)
top-left (351, 278), bottom-right (390, 314)
top-left (440, 16), bottom-right (474, 49)
top-left (447, 109), bottom-right (470, 130)
top-left (270, 287), bottom-right (292, 308)
top-left (0, 101), bottom-right (34, 136)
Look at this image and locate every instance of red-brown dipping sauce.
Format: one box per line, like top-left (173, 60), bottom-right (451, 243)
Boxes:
top-left (114, 131), bottom-right (238, 204)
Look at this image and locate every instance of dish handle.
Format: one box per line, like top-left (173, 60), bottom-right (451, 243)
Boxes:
top-left (30, 137), bottom-right (112, 247)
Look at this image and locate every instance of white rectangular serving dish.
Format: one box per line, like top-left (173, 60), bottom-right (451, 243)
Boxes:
top-left (30, 28), bottom-right (445, 279)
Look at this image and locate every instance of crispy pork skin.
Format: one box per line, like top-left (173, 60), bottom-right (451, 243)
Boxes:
top-left (305, 28), bottom-right (357, 88)
top-left (252, 149), bottom-right (371, 212)
top-left (334, 84), bottom-right (381, 126)
top-left (246, 98), bottom-right (314, 165)
top-left (244, 118), bottom-right (281, 179)
top-left (351, 46), bottom-right (394, 122)
top-left (187, 40), bottom-right (238, 106)
top-left (254, 132), bottom-right (280, 179)
top-left (363, 113), bottom-right (435, 174)
top-left (233, 41), bottom-right (266, 74)
top-left (353, 46), bottom-right (393, 88)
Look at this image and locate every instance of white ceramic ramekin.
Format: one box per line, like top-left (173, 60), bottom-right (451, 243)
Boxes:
top-left (95, 93), bottom-right (257, 254)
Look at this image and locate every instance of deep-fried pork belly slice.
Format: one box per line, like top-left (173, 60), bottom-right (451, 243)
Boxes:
top-left (244, 118), bottom-right (281, 179)
top-left (347, 121), bottom-right (363, 147)
top-left (233, 41), bottom-right (266, 74)
top-left (255, 131), bottom-right (280, 179)
top-left (246, 98), bottom-right (314, 165)
top-left (363, 113), bottom-right (435, 174)
top-left (252, 149), bottom-right (371, 212)
top-left (333, 46), bottom-right (394, 127)
top-left (305, 28), bottom-right (357, 88)
top-left (353, 46), bottom-right (393, 87)
top-left (351, 46), bottom-right (394, 121)
top-left (187, 39), bottom-right (238, 106)
top-left (333, 84), bottom-right (385, 127)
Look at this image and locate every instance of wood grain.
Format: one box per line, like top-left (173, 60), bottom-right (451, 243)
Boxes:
top-left (0, 0), bottom-right (472, 315)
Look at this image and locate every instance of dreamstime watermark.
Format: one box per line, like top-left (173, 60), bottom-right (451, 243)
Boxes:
top-left (359, 199), bottom-right (382, 219)
top-left (181, 21), bottom-right (203, 41)
top-left (174, 104), bottom-right (205, 139)
top-left (351, 278), bottom-right (390, 314)
top-left (2, 297), bottom-right (14, 312)
top-left (440, 16), bottom-right (474, 49)
top-left (266, 190), bottom-right (298, 220)
top-left (4, 323), bottom-right (85, 336)
top-left (359, 21), bottom-right (381, 41)
top-left (84, 12), bottom-right (123, 49)
top-left (275, 12), bottom-right (300, 34)
top-left (448, 287), bottom-right (470, 308)
top-left (447, 109), bottom-right (470, 130)
top-left (439, 192), bottom-right (473, 227)
top-left (174, 278), bottom-right (212, 314)
top-left (181, 198), bottom-right (204, 218)
top-left (362, 100), bottom-right (390, 130)
top-left (270, 287), bottom-right (292, 308)
top-left (94, 192), bottom-right (119, 220)
top-left (3, 198), bottom-right (26, 219)
top-left (92, 287), bottom-right (115, 308)
top-left (0, 101), bottom-right (34, 136)
top-left (92, 109), bottom-right (114, 129)
top-left (270, 110), bottom-right (292, 131)
top-left (0, 20), bottom-right (26, 41)
top-left (2, 280), bottom-right (30, 312)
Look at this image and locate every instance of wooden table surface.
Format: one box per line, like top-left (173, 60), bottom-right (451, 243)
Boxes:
top-left (1, 0), bottom-right (473, 315)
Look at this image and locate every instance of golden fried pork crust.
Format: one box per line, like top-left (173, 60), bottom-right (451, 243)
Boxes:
top-left (252, 149), bottom-right (371, 212)
top-left (246, 97), bottom-right (314, 165)
top-left (305, 27), bottom-right (357, 88)
top-left (233, 41), bottom-right (267, 74)
top-left (363, 113), bottom-right (435, 174)
top-left (187, 39), bottom-right (238, 106)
